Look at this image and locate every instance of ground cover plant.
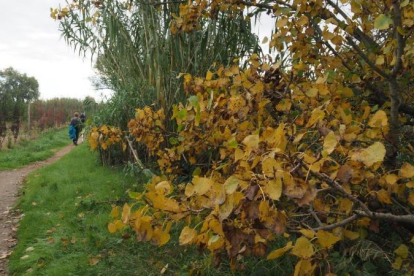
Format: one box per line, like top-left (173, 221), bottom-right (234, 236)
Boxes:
top-left (0, 128), bottom-right (69, 171)
top-left (54, 0), bottom-right (414, 275)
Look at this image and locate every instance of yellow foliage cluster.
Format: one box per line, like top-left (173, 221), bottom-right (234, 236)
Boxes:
top-left (75, 0), bottom-right (414, 273)
top-left (103, 60), bottom-right (414, 274)
top-left (88, 125), bottom-right (126, 152)
top-left (128, 107), bottom-right (166, 155)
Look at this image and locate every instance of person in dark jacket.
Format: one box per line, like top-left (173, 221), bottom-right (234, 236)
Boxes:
top-left (70, 112), bottom-right (81, 145)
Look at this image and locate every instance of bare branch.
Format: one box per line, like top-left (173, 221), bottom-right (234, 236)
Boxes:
top-left (346, 36), bottom-right (391, 80)
top-left (310, 204), bottom-right (323, 226)
top-left (305, 164), bottom-right (414, 225)
top-left (354, 210), bottom-right (414, 225)
top-left (391, 2), bottom-right (405, 77)
top-left (313, 214), bottom-right (358, 231)
top-left (304, 165), bottom-right (373, 216)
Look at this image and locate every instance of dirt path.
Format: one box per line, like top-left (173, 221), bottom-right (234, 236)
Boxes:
top-left (0, 144), bottom-right (76, 276)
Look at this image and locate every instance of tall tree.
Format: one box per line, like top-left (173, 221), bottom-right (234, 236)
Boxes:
top-left (0, 67), bottom-right (39, 141)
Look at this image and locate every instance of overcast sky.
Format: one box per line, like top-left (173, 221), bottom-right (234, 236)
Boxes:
top-left (0, 0), bottom-right (98, 101)
top-left (0, 1), bottom-right (275, 102)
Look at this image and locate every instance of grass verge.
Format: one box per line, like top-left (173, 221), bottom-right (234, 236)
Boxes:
top-left (8, 145), bottom-right (295, 276)
top-left (0, 128), bottom-right (70, 171)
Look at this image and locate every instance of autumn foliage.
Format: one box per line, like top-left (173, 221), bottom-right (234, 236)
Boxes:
top-left (58, 0), bottom-right (414, 274)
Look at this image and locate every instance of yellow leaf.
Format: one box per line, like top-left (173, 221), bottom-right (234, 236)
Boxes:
top-left (234, 148), bottom-right (244, 162)
top-left (350, 142), bottom-right (386, 167)
top-left (108, 222), bottom-right (117, 233)
top-left (179, 226), bottom-right (197, 245)
top-left (264, 178), bottom-right (282, 200)
top-left (351, 74), bottom-right (361, 83)
top-left (242, 134), bottom-right (260, 149)
top-left (306, 88), bottom-right (318, 98)
top-left (152, 225), bottom-right (171, 246)
top-left (375, 55), bottom-right (385, 66)
top-left (392, 256), bottom-right (403, 270)
top-left (344, 230), bottom-right (359, 240)
top-left (267, 241), bottom-right (293, 259)
top-left (322, 131), bottom-right (337, 157)
top-left (342, 87), bottom-right (354, 97)
top-left (293, 259), bottom-right (316, 276)
top-left (368, 110), bottom-right (388, 128)
top-left (297, 15), bottom-right (309, 26)
top-left (408, 192), bottom-right (414, 206)
top-left (109, 206), bottom-right (120, 218)
top-left (206, 70), bottom-right (213, 81)
top-left (122, 203), bottom-right (131, 224)
top-left (207, 235), bottom-right (224, 251)
top-left (224, 176), bottom-right (241, 194)
top-left (262, 158), bottom-right (281, 177)
top-left (209, 183), bottom-right (226, 205)
top-left (209, 219), bottom-right (225, 236)
top-left (219, 195), bottom-right (235, 221)
top-left (251, 82), bottom-right (264, 94)
top-left (385, 174), bottom-right (399, 185)
top-left (192, 177), bottom-right (213, 196)
top-left (317, 230), bottom-right (341, 249)
top-left (399, 163), bottom-right (414, 178)
top-left (376, 189), bottom-right (392, 204)
top-left (394, 244), bottom-right (408, 259)
top-left (338, 198), bottom-right (354, 214)
top-left (276, 99), bottom-right (292, 112)
top-left (89, 257), bottom-right (100, 266)
top-left (306, 108), bottom-right (325, 128)
top-left (291, 237), bottom-right (314, 259)
top-left (155, 181), bottom-right (172, 195)
top-left (299, 229), bottom-right (315, 239)
top-left (276, 17), bottom-right (288, 28)
top-left (407, 181), bottom-right (414, 188)
top-left (375, 14), bottom-right (392, 30)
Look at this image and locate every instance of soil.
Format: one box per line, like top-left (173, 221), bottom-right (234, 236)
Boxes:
top-left (0, 143), bottom-right (76, 276)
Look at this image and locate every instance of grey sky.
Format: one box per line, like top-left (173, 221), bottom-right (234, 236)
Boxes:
top-left (0, 1), bottom-right (275, 101)
top-left (0, 0), bottom-right (97, 101)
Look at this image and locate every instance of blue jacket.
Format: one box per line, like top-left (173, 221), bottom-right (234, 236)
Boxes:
top-left (69, 125), bottom-right (77, 140)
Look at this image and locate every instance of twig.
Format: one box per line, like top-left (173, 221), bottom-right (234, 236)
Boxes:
top-left (313, 214), bottom-right (358, 231)
top-left (346, 36), bottom-right (390, 80)
top-left (310, 204), bottom-right (323, 226)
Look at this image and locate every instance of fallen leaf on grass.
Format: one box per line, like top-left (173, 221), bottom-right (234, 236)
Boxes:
top-left (160, 263), bottom-right (169, 275)
top-left (21, 255), bottom-right (30, 260)
top-left (46, 227), bottom-right (56, 234)
top-left (25, 247), bottom-right (34, 252)
top-left (89, 257), bottom-right (100, 266)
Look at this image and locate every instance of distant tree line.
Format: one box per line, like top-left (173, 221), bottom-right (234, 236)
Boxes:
top-left (0, 67), bottom-right (98, 148)
top-left (31, 96), bottom-right (97, 130)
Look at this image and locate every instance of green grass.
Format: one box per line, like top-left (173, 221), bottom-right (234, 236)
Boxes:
top-left (0, 128), bottom-right (70, 171)
top-left (8, 145), bottom-right (296, 276)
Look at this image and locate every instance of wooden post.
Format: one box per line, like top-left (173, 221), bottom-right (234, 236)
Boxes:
top-left (27, 102), bottom-right (31, 139)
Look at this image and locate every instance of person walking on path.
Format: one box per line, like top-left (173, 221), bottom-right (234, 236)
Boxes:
top-left (69, 112), bottom-right (81, 146)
